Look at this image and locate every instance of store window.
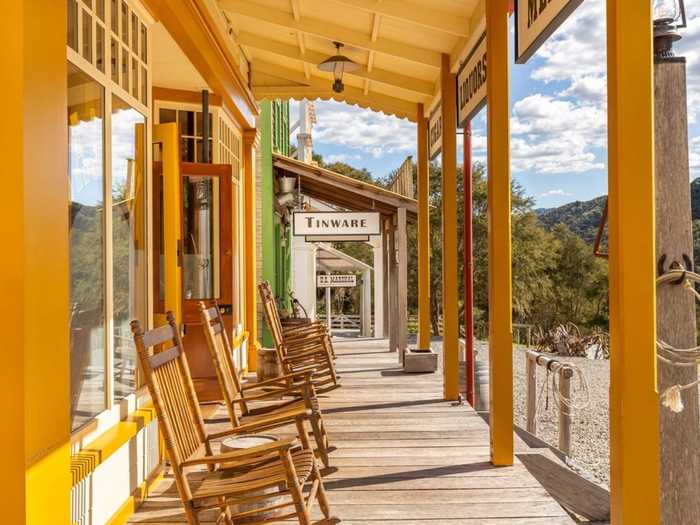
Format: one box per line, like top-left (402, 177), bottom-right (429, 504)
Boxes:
top-left (68, 63), bottom-right (106, 431)
top-left (68, 0), bottom-right (150, 431)
top-left (112, 95), bottom-right (146, 400)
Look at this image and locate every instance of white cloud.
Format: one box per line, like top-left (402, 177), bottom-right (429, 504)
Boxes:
top-left (676, 0), bottom-right (700, 122)
top-left (690, 136), bottom-right (700, 177)
top-left (324, 153), bottom-right (362, 163)
top-left (510, 94), bottom-right (606, 174)
top-left (312, 101), bottom-right (416, 157)
top-left (540, 189), bottom-right (573, 198)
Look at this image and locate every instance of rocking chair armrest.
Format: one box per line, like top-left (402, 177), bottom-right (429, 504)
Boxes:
top-left (283, 325), bottom-right (326, 338)
top-left (240, 371), bottom-right (313, 391)
top-left (181, 437), bottom-right (297, 468)
top-left (207, 408), bottom-right (312, 440)
top-left (235, 385), bottom-right (305, 402)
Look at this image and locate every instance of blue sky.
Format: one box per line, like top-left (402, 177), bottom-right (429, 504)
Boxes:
top-left (293, 0), bottom-right (700, 208)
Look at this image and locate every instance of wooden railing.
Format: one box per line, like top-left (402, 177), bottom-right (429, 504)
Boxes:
top-left (525, 350), bottom-right (574, 455)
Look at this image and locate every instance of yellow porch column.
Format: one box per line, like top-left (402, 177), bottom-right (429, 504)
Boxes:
top-left (417, 103), bottom-right (431, 349)
top-left (1, 1), bottom-right (71, 524)
top-left (607, 2), bottom-right (660, 522)
top-left (441, 54), bottom-right (460, 400)
top-left (486, 0), bottom-right (514, 466)
top-left (243, 129), bottom-right (260, 370)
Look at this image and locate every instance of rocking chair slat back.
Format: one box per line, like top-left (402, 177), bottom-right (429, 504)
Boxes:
top-left (199, 302), bottom-right (244, 423)
top-left (131, 313), bottom-right (208, 477)
top-left (258, 281), bottom-right (286, 351)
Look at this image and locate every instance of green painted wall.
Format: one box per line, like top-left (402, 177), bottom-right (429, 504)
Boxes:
top-left (260, 100), bottom-right (276, 347)
top-left (260, 99), bottom-right (293, 347)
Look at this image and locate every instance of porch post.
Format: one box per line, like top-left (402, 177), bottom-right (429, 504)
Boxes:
top-left (371, 237), bottom-right (384, 337)
top-left (243, 129), bottom-right (259, 369)
top-left (416, 103), bottom-right (432, 349)
top-left (464, 124), bottom-right (475, 406)
top-left (606, 1), bottom-right (660, 522)
top-left (486, 0), bottom-right (514, 466)
top-left (396, 207), bottom-right (408, 361)
top-left (361, 268), bottom-right (372, 337)
top-left (441, 53), bottom-right (460, 400)
top-left (2, 1), bottom-right (71, 523)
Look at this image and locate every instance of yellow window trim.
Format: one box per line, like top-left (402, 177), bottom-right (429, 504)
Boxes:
top-left (70, 404), bottom-right (156, 486)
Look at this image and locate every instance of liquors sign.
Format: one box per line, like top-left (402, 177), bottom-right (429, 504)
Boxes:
top-left (458, 32), bottom-right (487, 127)
top-left (515, 0), bottom-right (584, 63)
top-left (317, 274), bottom-right (357, 287)
top-left (428, 102), bottom-right (442, 160)
top-left (293, 212), bottom-right (381, 238)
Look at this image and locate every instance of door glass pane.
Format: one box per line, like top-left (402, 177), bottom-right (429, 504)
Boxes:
top-left (68, 63), bottom-right (106, 431)
top-left (111, 96), bottom-right (146, 400)
top-left (159, 108), bottom-right (176, 124)
top-left (182, 176), bottom-right (220, 299)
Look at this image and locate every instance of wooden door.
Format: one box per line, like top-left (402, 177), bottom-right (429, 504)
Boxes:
top-left (179, 162), bottom-right (233, 399)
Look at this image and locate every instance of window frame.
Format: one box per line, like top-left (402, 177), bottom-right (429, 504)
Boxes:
top-left (68, 0), bottom-right (153, 444)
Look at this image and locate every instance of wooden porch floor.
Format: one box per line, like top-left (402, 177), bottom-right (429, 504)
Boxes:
top-left (129, 339), bottom-right (575, 524)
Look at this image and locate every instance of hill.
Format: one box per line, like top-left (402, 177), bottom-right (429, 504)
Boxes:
top-left (537, 178), bottom-right (700, 244)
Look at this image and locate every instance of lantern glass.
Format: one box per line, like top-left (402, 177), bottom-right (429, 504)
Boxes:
top-left (653, 0), bottom-right (680, 23)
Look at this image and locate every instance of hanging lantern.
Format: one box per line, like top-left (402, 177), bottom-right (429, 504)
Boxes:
top-left (652, 0), bottom-right (687, 58)
top-left (318, 42), bottom-right (359, 94)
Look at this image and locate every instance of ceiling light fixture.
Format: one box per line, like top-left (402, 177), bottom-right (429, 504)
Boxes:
top-left (318, 41), bottom-right (359, 93)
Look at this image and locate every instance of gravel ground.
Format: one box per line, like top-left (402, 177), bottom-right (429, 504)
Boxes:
top-left (431, 339), bottom-right (612, 486)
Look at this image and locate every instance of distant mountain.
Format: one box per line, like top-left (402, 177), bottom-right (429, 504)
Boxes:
top-left (536, 178), bottom-right (700, 244)
top-left (536, 196), bottom-right (607, 244)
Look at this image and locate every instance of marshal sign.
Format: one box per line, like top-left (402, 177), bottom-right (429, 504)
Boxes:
top-left (458, 32), bottom-right (487, 127)
top-left (515, 0), bottom-right (583, 63)
top-left (317, 274), bottom-right (357, 288)
top-left (293, 212), bottom-right (381, 238)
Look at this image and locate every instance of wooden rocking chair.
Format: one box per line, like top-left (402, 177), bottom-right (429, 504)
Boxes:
top-left (258, 281), bottom-right (340, 391)
top-left (199, 302), bottom-right (332, 467)
top-left (131, 313), bottom-right (335, 525)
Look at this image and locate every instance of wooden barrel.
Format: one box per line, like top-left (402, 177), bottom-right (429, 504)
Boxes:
top-left (220, 435), bottom-right (286, 523)
top-left (256, 347), bottom-right (281, 382)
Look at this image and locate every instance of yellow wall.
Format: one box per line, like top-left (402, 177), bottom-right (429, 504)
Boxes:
top-left (1, 1), bottom-right (71, 523)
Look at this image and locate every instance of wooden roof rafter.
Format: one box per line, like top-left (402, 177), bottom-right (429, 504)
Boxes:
top-left (239, 32), bottom-right (434, 97)
top-left (220, 0), bottom-right (443, 68)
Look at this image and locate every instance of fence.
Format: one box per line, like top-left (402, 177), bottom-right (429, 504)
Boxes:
top-left (525, 350), bottom-right (574, 455)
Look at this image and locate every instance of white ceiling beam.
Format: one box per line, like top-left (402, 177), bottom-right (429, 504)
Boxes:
top-left (220, 0), bottom-right (442, 68)
top-left (252, 61), bottom-right (419, 120)
top-left (449, 0), bottom-right (485, 73)
top-left (239, 32), bottom-right (434, 96)
top-left (328, 0), bottom-right (471, 37)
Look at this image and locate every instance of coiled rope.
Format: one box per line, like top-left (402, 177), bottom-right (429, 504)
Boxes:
top-left (656, 269), bottom-right (700, 413)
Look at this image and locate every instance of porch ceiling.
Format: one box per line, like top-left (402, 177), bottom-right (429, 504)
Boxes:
top-left (219, 0), bottom-right (486, 121)
top-left (273, 153), bottom-right (417, 218)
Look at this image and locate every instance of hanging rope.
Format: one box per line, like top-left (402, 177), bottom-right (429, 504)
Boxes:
top-left (656, 269), bottom-right (700, 412)
top-left (533, 356), bottom-right (591, 419)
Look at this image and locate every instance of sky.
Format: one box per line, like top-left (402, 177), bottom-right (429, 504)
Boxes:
top-left (292, 0), bottom-right (700, 208)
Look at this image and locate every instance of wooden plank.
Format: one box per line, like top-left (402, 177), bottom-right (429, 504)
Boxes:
top-left (129, 339), bottom-right (574, 524)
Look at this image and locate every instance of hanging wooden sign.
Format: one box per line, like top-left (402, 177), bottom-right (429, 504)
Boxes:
top-left (428, 102), bottom-right (442, 160)
top-left (515, 0), bottom-right (584, 64)
top-left (457, 32), bottom-right (487, 128)
top-left (293, 211), bottom-right (381, 237)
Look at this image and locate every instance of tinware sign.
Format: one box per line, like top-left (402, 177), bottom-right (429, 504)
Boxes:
top-left (515, 0), bottom-right (584, 64)
top-left (293, 212), bottom-right (381, 237)
top-left (428, 102), bottom-right (442, 160)
top-left (458, 33), bottom-right (487, 127)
